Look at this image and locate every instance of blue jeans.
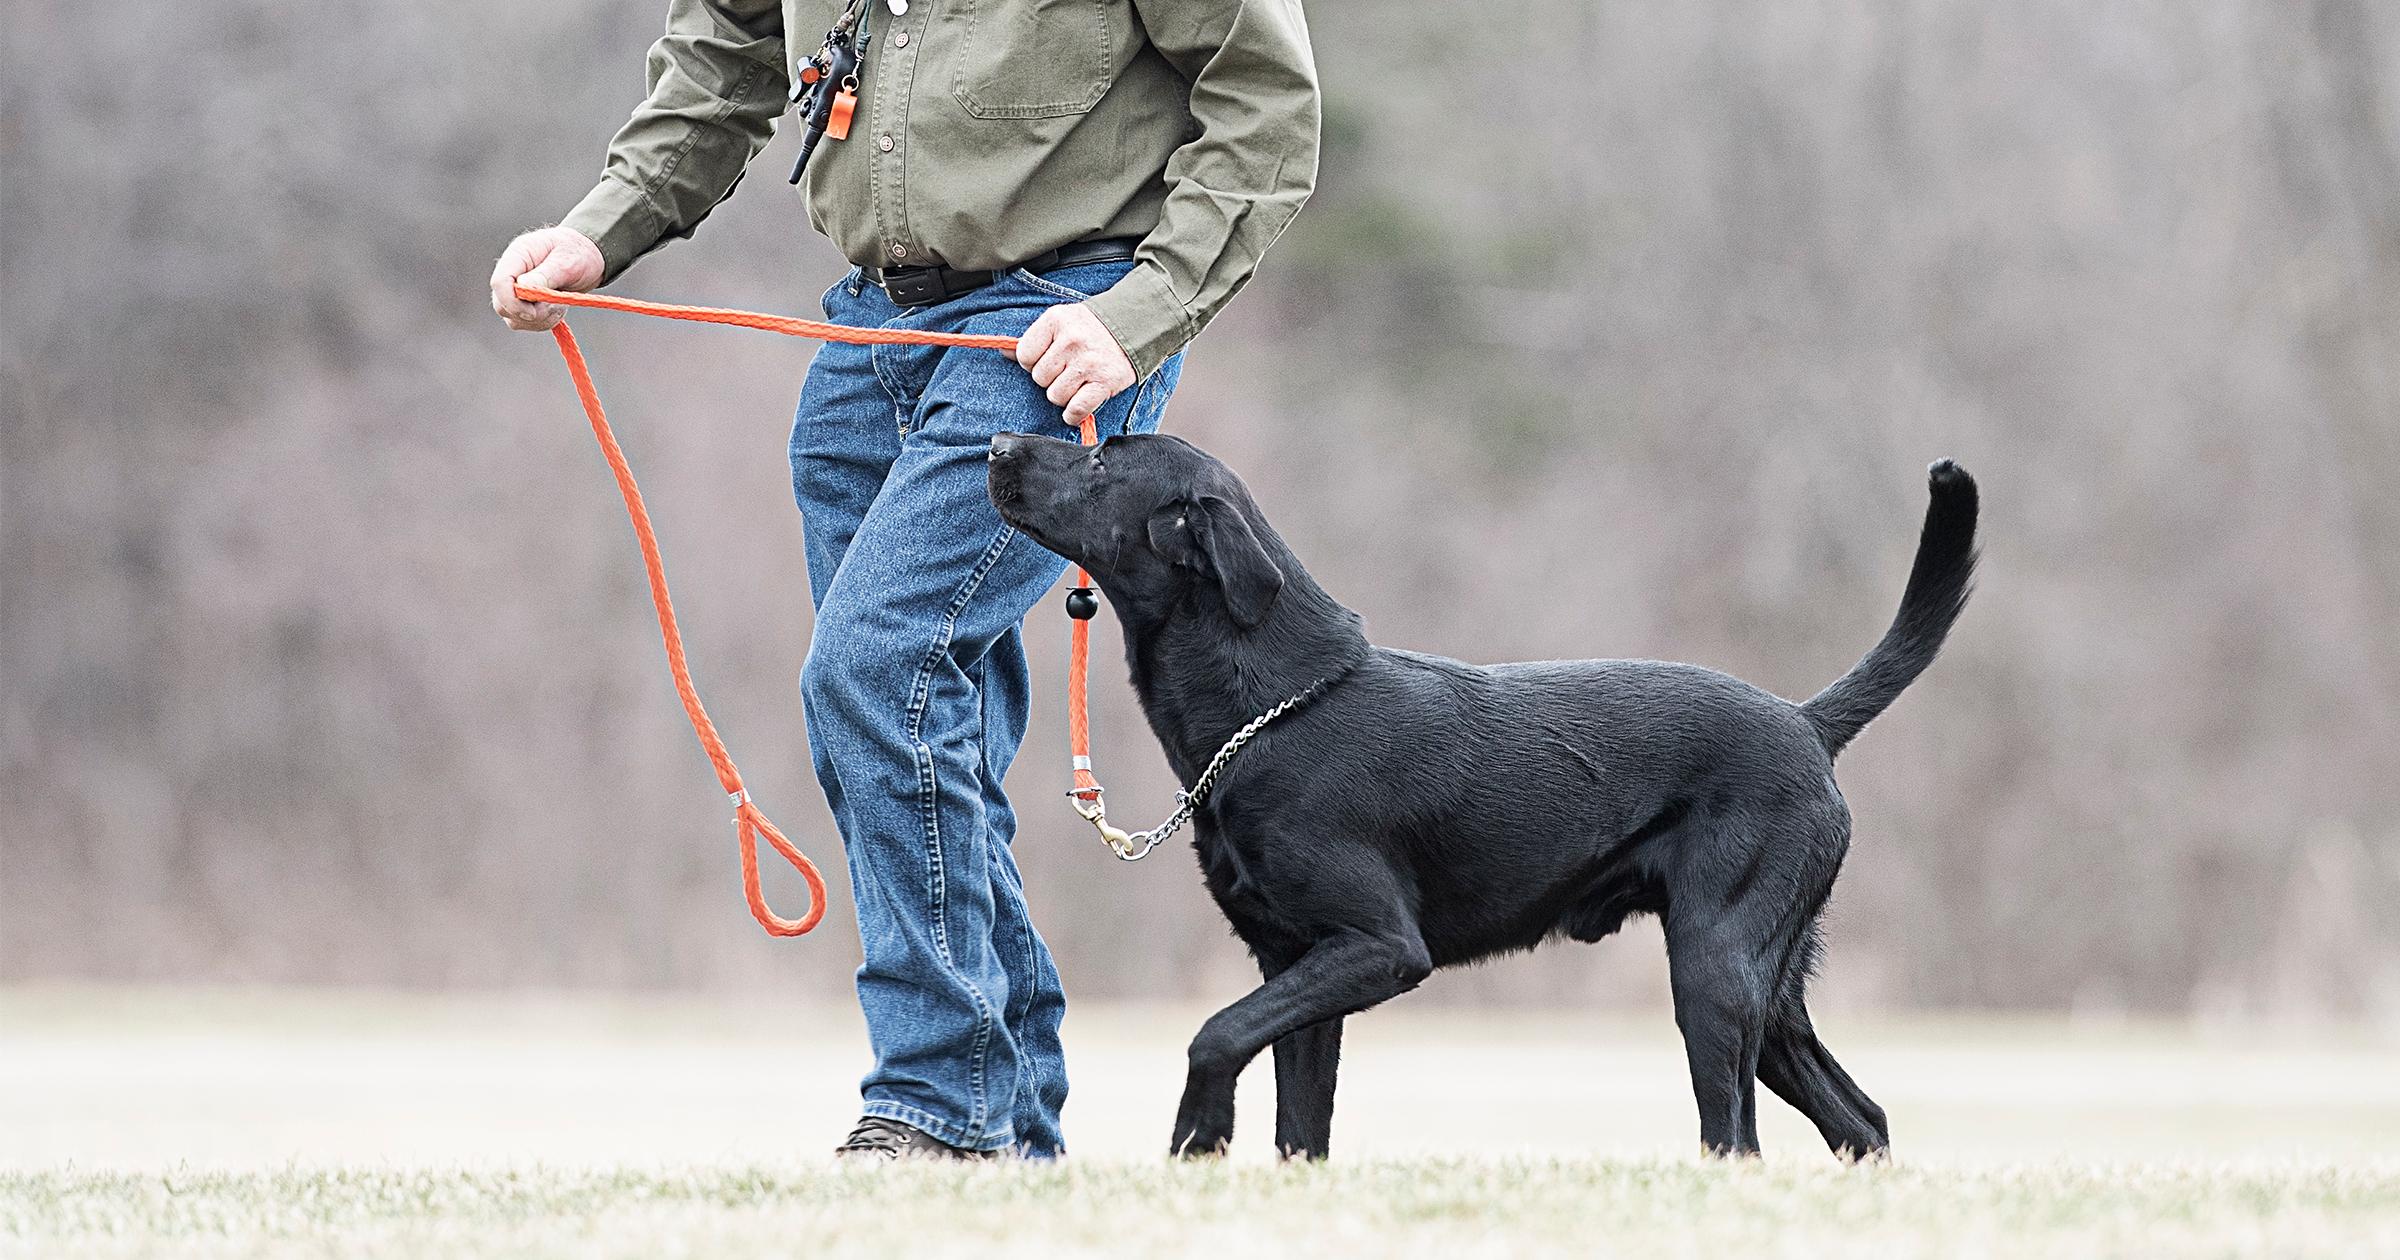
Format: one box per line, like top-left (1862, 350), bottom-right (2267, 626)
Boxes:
top-left (790, 261), bottom-right (1182, 1156)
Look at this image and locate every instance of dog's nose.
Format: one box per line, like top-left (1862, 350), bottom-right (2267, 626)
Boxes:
top-left (989, 432), bottom-right (1027, 462)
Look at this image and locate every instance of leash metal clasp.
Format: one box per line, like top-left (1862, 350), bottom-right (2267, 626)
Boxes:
top-left (1066, 786), bottom-right (1156, 861)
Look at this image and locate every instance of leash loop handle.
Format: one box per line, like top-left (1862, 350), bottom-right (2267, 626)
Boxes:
top-left (543, 318), bottom-right (829, 937)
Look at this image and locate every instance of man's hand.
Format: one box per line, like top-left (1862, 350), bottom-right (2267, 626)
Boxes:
top-left (489, 227), bottom-right (606, 332)
top-left (1017, 304), bottom-right (1137, 428)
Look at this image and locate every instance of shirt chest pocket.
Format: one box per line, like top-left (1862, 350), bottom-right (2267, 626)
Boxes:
top-left (949, 0), bottom-right (1118, 119)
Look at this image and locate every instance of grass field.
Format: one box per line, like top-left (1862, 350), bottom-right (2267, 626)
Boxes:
top-left (5, 988), bottom-right (2397, 1257)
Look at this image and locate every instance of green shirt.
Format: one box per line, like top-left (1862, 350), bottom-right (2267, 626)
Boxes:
top-left (561, 0), bottom-right (1321, 379)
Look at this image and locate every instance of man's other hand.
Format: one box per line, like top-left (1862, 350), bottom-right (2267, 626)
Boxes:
top-left (1017, 304), bottom-right (1137, 428)
top-left (490, 228), bottom-right (605, 332)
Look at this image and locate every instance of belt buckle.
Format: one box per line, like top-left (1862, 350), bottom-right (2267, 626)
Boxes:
top-left (882, 268), bottom-right (945, 308)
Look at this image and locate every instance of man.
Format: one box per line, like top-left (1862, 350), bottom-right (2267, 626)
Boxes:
top-left (488, 0), bottom-right (1319, 1160)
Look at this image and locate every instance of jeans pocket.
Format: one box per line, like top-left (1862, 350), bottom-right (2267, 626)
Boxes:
top-left (1011, 260), bottom-right (1134, 304)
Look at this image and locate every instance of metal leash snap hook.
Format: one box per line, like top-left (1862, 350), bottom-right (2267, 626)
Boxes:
top-left (1067, 787), bottom-right (1141, 857)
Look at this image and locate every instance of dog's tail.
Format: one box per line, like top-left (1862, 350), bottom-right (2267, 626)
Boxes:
top-left (1800, 460), bottom-right (1979, 757)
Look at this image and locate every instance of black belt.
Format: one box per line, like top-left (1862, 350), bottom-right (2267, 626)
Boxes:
top-left (866, 237), bottom-right (1142, 308)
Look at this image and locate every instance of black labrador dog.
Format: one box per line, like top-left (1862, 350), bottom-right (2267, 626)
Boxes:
top-left (988, 431), bottom-right (1976, 1162)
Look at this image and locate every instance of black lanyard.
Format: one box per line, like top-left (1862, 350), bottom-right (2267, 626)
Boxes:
top-left (787, 0), bottom-right (876, 185)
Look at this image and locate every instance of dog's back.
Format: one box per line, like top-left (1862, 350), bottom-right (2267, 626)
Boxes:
top-left (1324, 462), bottom-right (1979, 962)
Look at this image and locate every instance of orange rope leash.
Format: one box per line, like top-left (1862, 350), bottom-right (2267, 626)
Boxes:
top-left (521, 283), bottom-right (1023, 351)
top-left (515, 282), bottom-right (1102, 938)
top-left (1062, 420), bottom-right (1102, 806)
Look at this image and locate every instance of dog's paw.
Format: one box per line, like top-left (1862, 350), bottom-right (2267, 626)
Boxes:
top-left (1169, 1094), bottom-right (1234, 1158)
top-left (1170, 1129), bottom-right (1231, 1159)
top-left (1170, 1072), bottom-right (1237, 1158)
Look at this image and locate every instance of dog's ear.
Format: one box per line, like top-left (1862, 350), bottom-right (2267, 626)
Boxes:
top-left (1146, 500), bottom-right (1203, 568)
top-left (1191, 494), bottom-right (1284, 629)
top-left (1144, 496), bottom-right (1284, 627)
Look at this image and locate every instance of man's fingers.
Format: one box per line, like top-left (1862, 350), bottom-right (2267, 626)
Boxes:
top-left (1063, 380), bottom-right (1112, 426)
top-left (1030, 338), bottom-right (1076, 389)
top-left (490, 249), bottom-right (556, 327)
top-left (488, 228), bottom-right (602, 331)
top-left (490, 284), bottom-right (551, 326)
top-left (1015, 312), bottom-right (1058, 370)
top-left (1045, 365), bottom-right (1089, 408)
top-left (497, 306), bottom-right (559, 332)
top-left (490, 256), bottom-right (529, 314)
top-left (491, 283), bottom-right (535, 318)
top-left (1014, 302), bottom-right (1135, 421)
top-left (519, 255), bottom-right (579, 295)
top-left (490, 235), bottom-right (563, 329)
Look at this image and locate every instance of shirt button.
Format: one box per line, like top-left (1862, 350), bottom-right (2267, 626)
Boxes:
top-left (890, 242), bottom-right (910, 259)
top-left (893, 32), bottom-right (909, 48)
top-left (877, 133), bottom-right (894, 152)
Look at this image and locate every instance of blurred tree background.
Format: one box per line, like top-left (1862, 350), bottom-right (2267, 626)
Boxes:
top-left (3, 1), bottom-right (2395, 1020)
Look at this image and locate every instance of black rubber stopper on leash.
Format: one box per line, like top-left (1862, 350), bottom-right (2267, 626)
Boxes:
top-left (1065, 587), bottom-right (1099, 620)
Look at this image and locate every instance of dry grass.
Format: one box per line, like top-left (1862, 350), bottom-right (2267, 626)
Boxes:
top-left (5, 988), bottom-right (2397, 1257)
top-left (10, 1159), bottom-right (2400, 1260)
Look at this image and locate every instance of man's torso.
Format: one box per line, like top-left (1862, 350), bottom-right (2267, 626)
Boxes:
top-left (780, 0), bottom-right (1201, 270)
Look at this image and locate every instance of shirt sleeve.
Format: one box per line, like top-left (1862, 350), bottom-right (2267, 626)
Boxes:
top-left (560, 0), bottom-right (790, 285)
top-left (1084, 0), bottom-right (1321, 380)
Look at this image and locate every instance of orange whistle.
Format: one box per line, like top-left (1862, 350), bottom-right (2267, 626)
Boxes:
top-left (827, 90), bottom-right (856, 141)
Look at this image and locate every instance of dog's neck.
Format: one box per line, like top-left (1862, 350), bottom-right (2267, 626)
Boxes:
top-left (1113, 558), bottom-right (1370, 781)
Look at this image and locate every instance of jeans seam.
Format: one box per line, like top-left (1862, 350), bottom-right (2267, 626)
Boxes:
top-left (860, 1099), bottom-right (1015, 1153)
top-left (1123, 371), bottom-right (1155, 436)
top-left (905, 525), bottom-right (1019, 745)
top-left (899, 521), bottom-right (1019, 1139)
top-left (978, 649), bottom-right (1040, 1100)
top-left (869, 342), bottom-right (917, 438)
top-left (905, 735), bottom-right (990, 1131)
top-left (869, 291), bottom-right (927, 437)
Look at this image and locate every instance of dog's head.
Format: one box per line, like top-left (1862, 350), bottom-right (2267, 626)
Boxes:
top-left (988, 431), bottom-right (1285, 629)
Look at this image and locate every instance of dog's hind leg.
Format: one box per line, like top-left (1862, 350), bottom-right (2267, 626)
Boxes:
top-left (1755, 818), bottom-right (1889, 1161)
top-left (1759, 995), bottom-right (1890, 1160)
top-left (1664, 910), bottom-right (1775, 1157)
top-left (1271, 1017), bottom-right (1343, 1160)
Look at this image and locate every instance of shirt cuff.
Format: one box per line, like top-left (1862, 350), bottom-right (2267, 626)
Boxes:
top-left (560, 177), bottom-right (668, 286)
top-left (1082, 262), bottom-right (1197, 382)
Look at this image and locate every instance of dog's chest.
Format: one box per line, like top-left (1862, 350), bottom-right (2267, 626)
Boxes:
top-left (1189, 819), bottom-right (1304, 944)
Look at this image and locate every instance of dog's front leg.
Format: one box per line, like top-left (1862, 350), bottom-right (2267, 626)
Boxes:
top-left (1173, 929), bottom-right (1430, 1157)
top-left (1272, 1017), bottom-right (1343, 1160)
